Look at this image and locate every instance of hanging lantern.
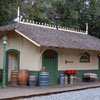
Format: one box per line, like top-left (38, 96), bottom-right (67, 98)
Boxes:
top-left (97, 54), bottom-right (100, 58)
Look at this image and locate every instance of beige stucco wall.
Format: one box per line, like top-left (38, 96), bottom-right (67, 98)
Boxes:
top-left (0, 31), bottom-right (41, 71)
top-left (40, 47), bottom-right (100, 70)
top-left (0, 31), bottom-right (100, 71)
top-left (57, 48), bottom-right (99, 70)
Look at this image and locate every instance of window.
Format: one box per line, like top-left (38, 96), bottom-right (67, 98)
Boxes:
top-left (44, 54), bottom-right (54, 59)
top-left (80, 52), bottom-right (90, 62)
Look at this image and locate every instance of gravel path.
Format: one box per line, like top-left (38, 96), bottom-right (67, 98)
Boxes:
top-left (20, 88), bottom-right (100, 100)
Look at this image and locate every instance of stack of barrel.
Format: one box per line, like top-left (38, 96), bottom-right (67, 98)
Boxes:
top-left (11, 67), bottom-right (50, 87)
top-left (11, 69), bottom-right (38, 86)
top-left (11, 70), bottom-right (18, 85)
top-left (11, 69), bottom-right (29, 86)
top-left (39, 67), bottom-right (50, 87)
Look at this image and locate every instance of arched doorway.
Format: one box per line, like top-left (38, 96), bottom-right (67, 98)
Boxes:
top-left (42, 49), bottom-right (58, 85)
top-left (6, 49), bottom-right (20, 83)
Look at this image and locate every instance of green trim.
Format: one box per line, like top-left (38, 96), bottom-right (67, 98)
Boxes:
top-left (2, 48), bottom-right (6, 88)
top-left (5, 49), bottom-right (20, 82)
top-left (29, 70), bottom-right (40, 76)
top-left (80, 52), bottom-right (90, 63)
top-left (29, 55), bottom-right (100, 85)
top-left (28, 68), bottom-right (100, 85)
top-left (99, 57), bottom-right (100, 70)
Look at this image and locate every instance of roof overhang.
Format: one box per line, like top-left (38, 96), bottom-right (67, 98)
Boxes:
top-left (0, 29), bottom-right (41, 47)
top-left (15, 29), bottom-right (41, 47)
top-left (1, 29), bottom-right (100, 51)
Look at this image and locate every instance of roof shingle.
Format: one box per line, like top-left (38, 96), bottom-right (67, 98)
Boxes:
top-left (0, 22), bottom-right (100, 51)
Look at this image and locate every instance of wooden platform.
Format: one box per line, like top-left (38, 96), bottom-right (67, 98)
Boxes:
top-left (0, 82), bottom-right (100, 100)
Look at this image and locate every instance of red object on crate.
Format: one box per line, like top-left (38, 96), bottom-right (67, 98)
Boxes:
top-left (71, 70), bottom-right (74, 74)
top-left (74, 70), bottom-right (77, 74)
top-left (67, 70), bottom-right (71, 75)
top-left (65, 70), bottom-right (77, 75)
top-left (64, 70), bottom-right (71, 75)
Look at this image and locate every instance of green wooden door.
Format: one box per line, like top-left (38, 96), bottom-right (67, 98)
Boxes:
top-left (42, 50), bottom-right (58, 85)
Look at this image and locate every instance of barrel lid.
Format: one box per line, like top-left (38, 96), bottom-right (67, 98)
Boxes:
top-left (39, 72), bottom-right (50, 75)
top-left (60, 74), bottom-right (64, 77)
top-left (29, 76), bottom-right (36, 78)
top-left (12, 71), bottom-right (18, 72)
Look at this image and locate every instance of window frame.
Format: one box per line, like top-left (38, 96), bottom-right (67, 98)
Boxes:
top-left (80, 52), bottom-right (90, 63)
top-left (44, 53), bottom-right (55, 59)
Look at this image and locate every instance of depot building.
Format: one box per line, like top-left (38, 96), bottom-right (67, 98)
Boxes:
top-left (0, 20), bottom-right (100, 85)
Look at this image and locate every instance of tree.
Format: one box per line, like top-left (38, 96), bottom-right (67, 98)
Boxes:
top-left (22, 0), bottom-right (88, 28)
top-left (0, 0), bottom-right (24, 26)
top-left (1, 0), bottom-right (100, 39)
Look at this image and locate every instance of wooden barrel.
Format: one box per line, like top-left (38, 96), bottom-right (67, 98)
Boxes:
top-left (29, 76), bottom-right (37, 86)
top-left (39, 72), bottom-right (50, 87)
top-left (11, 71), bottom-right (18, 85)
top-left (18, 69), bottom-right (29, 86)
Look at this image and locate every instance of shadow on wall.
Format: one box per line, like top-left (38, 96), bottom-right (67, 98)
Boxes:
top-left (0, 69), bottom-right (2, 82)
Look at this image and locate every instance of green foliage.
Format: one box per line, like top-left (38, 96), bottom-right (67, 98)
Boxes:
top-left (1, 0), bottom-right (100, 38)
top-left (0, 0), bottom-right (24, 26)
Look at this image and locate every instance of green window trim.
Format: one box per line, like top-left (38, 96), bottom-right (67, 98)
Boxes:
top-left (80, 52), bottom-right (90, 63)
